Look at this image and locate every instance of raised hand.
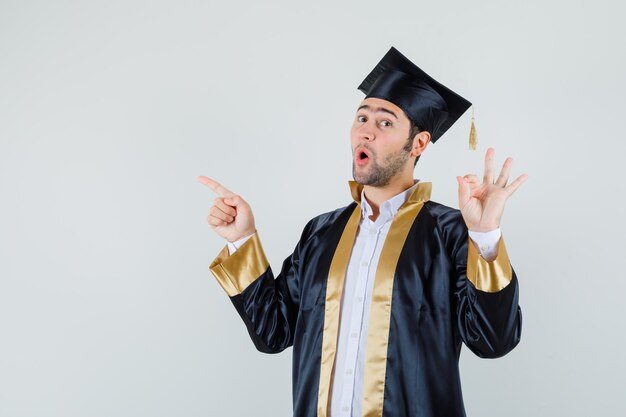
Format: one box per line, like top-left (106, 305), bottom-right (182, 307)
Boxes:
top-left (198, 176), bottom-right (256, 242)
top-left (456, 147), bottom-right (527, 232)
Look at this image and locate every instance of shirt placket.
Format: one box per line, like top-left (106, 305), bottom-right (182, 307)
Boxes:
top-left (339, 220), bottom-right (383, 416)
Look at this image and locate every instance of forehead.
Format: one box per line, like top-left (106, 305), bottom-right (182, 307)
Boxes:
top-left (357, 97), bottom-right (407, 120)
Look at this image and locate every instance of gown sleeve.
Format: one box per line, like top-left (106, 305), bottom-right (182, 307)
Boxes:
top-left (444, 212), bottom-right (523, 358)
top-left (208, 222), bottom-right (311, 354)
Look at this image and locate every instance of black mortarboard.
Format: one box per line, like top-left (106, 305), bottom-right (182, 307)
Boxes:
top-left (358, 47), bottom-right (474, 145)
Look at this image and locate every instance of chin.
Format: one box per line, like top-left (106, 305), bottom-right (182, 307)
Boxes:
top-left (352, 175), bottom-right (374, 186)
top-left (351, 168), bottom-right (366, 184)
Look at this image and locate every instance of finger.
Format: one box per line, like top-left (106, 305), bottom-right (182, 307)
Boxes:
top-left (207, 213), bottom-right (229, 227)
top-left (505, 173), bottom-right (528, 196)
top-left (210, 206), bottom-right (235, 223)
top-left (495, 157), bottom-right (513, 187)
top-left (463, 174), bottom-right (480, 185)
top-left (462, 175), bottom-right (481, 198)
top-left (214, 197), bottom-right (237, 216)
top-left (197, 176), bottom-right (235, 197)
top-left (483, 147), bottom-right (495, 184)
top-left (456, 176), bottom-right (471, 207)
top-left (223, 194), bottom-right (246, 208)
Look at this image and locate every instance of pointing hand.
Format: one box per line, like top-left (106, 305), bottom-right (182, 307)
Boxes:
top-left (198, 176), bottom-right (256, 242)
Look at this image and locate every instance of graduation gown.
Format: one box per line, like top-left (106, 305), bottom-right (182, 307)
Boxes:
top-left (209, 181), bottom-right (522, 417)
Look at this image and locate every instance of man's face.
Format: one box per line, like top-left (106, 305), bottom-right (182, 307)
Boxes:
top-left (350, 97), bottom-right (415, 187)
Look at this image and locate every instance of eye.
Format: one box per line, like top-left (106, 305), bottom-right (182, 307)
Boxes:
top-left (380, 120), bottom-right (392, 127)
top-left (357, 115), bottom-right (367, 123)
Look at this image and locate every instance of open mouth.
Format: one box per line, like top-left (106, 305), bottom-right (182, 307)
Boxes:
top-left (355, 148), bottom-right (370, 165)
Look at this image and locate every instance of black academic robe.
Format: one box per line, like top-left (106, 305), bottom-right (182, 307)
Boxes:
top-left (209, 181), bottom-right (522, 417)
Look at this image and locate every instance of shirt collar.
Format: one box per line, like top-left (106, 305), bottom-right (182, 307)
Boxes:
top-left (357, 180), bottom-right (420, 221)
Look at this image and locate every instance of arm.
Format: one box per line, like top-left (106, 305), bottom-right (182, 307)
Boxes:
top-left (453, 147), bottom-right (526, 357)
top-left (197, 175), bottom-right (307, 354)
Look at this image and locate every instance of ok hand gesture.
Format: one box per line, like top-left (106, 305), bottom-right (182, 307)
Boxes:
top-left (198, 176), bottom-right (256, 242)
top-left (456, 148), bottom-right (527, 232)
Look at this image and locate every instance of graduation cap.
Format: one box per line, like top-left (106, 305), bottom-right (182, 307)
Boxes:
top-left (358, 46), bottom-right (477, 148)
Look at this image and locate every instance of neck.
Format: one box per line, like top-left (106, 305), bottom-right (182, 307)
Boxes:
top-left (362, 177), bottom-right (415, 221)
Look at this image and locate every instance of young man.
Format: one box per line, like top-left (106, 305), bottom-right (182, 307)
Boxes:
top-left (199, 47), bottom-right (527, 417)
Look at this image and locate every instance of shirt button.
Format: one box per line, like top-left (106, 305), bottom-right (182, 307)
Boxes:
top-left (356, 297), bottom-right (363, 303)
top-left (342, 406), bottom-right (350, 412)
top-left (346, 369), bottom-right (353, 375)
top-left (370, 229), bottom-right (377, 235)
top-left (361, 261), bottom-right (368, 267)
top-left (480, 244), bottom-right (489, 251)
top-left (351, 332), bottom-right (358, 338)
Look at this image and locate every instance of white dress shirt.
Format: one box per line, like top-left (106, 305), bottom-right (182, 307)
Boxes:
top-left (225, 180), bottom-right (501, 416)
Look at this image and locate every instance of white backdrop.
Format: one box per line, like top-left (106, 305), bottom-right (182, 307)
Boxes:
top-left (1, 0), bottom-right (625, 416)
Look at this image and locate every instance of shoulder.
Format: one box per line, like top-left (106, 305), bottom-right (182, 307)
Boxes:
top-left (422, 200), bottom-right (464, 228)
top-left (304, 202), bottom-right (357, 236)
top-left (422, 200), bottom-right (468, 253)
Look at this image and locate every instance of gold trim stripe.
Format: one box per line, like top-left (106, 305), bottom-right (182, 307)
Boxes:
top-left (466, 235), bottom-right (512, 292)
top-left (361, 183), bottom-right (431, 417)
top-left (209, 232), bottom-right (270, 297)
top-left (317, 205), bottom-right (362, 417)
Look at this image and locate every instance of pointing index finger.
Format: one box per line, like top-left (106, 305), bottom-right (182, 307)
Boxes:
top-left (197, 176), bottom-right (235, 197)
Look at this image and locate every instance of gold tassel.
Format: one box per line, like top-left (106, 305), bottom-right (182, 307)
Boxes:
top-left (469, 106), bottom-right (477, 150)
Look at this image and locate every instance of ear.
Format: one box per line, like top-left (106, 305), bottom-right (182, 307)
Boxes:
top-left (411, 131), bottom-right (431, 158)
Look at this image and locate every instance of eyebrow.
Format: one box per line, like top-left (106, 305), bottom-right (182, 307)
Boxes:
top-left (357, 104), bottom-right (398, 119)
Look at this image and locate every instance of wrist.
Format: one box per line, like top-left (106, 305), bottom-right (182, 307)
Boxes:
top-left (230, 229), bottom-right (256, 243)
top-left (470, 224), bottom-right (499, 233)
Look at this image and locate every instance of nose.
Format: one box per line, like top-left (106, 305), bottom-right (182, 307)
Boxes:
top-left (356, 121), bottom-right (375, 141)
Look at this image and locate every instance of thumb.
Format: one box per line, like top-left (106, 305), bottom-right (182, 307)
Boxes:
top-left (224, 195), bottom-right (242, 207)
top-left (456, 176), bottom-right (471, 207)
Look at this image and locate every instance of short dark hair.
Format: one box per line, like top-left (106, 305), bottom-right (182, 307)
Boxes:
top-left (403, 119), bottom-right (422, 167)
